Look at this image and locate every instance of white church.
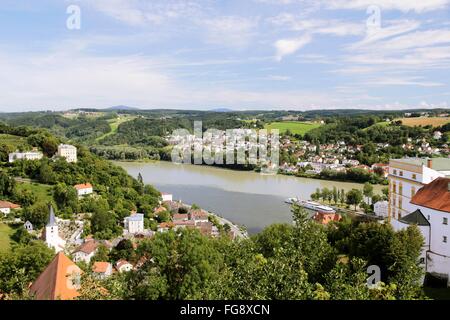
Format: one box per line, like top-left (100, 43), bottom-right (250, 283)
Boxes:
top-left (43, 206), bottom-right (66, 253)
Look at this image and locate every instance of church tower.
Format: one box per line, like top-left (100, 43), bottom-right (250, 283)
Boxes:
top-left (45, 205), bottom-right (65, 253)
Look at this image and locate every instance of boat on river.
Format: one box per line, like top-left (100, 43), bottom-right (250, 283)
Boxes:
top-left (284, 198), bottom-right (335, 213)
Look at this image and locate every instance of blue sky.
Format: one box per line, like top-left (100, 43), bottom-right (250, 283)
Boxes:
top-left (0, 0), bottom-right (450, 111)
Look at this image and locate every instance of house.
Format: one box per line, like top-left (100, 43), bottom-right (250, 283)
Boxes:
top-left (124, 213), bottom-right (144, 234)
top-left (8, 150), bottom-right (43, 163)
top-left (394, 178), bottom-right (450, 284)
top-left (24, 220), bottom-right (33, 232)
top-left (371, 163), bottom-right (389, 178)
top-left (116, 259), bottom-right (133, 273)
top-left (197, 221), bottom-right (214, 236)
top-left (434, 131), bottom-right (443, 140)
top-left (73, 240), bottom-right (98, 263)
top-left (43, 206), bottom-right (66, 253)
top-left (154, 205), bottom-right (167, 215)
top-left (92, 262), bottom-right (113, 279)
top-left (173, 220), bottom-right (196, 230)
top-left (190, 210), bottom-right (209, 224)
top-left (29, 252), bottom-right (82, 300)
top-left (161, 192), bottom-right (173, 202)
top-left (373, 201), bottom-right (389, 218)
top-left (74, 183), bottom-right (93, 197)
top-left (0, 200), bottom-right (21, 216)
top-left (313, 212), bottom-right (342, 225)
top-left (57, 144), bottom-right (77, 163)
top-left (172, 213), bottom-right (189, 222)
top-left (157, 222), bottom-right (174, 232)
top-left (388, 158), bottom-right (450, 224)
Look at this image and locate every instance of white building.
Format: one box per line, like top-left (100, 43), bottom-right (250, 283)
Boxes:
top-left (8, 150), bottom-right (43, 163)
top-left (124, 213), bottom-right (144, 234)
top-left (161, 193), bottom-right (173, 202)
top-left (74, 183), bottom-right (93, 197)
top-left (373, 201), bottom-right (389, 218)
top-left (388, 158), bottom-right (450, 226)
top-left (72, 240), bottom-right (98, 263)
top-left (434, 131), bottom-right (443, 140)
top-left (44, 206), bottom-right (66, 253)
top-left (57, 144), bottom-right (77, 163)
top-left (24, 221), bottom-right (33, 232)
top-left (92, 262), bottom-right (113, 279)
top-left (0, 200), bottom-right (21, 216)
top-left (116, 260), bottom-right (133, 273)
top-left (393, 178), bottom-right (450, 285)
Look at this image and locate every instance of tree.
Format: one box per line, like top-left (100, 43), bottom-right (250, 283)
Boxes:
top-left (363, 183), bottom-right (374, 204)
top-left (22, 202), bottom-right (50, 229)
top-left (11, 227), bottom-right (32, 245)
top-left (346, 189), bottom-right (363, 210)
top-left (0, 171), bottom-right (16, 197)
top-left (0, 241), bottom-right (54, 296)
top-left (332, 187), bottom-right (338, 204)
top-left (53, 183), bottom-right (79, 214)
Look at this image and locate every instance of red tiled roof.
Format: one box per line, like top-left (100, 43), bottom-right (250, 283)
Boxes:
top-left (0, 200), bottom-right (21, 209)
top-left (411, 178), bottom-right (450, 213)
top-left (173, 220), bottom-right (196, 226)
top-left (92, 262), bottom-right (111, 274)
top-left (173, 213), bottom-right (189, 221)
top-left (190, 209), bottom-right (209, 220)
top-left (116, 259), bottom-right (132, 269)
top-left (74, 183), bottom-right (92, 190)
top-left (313, 212), bottom-right (342, 225)
top-left (29, 252), bottom-right (82, 300)
top-left (74, 241), bottom-right (98, 255)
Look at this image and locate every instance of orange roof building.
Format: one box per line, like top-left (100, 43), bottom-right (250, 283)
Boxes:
top-left (313, 212), bottom-right (342, 225)
top-left (74, 183), bottom-right (93, 190)
top-left (0, 200), bottom-right (21, 209)
top-left (411, 177), bottom-right (450, 213)
top-left (29, 252), bottom-right (82, 300)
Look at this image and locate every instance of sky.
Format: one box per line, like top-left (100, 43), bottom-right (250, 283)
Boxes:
top-left (0, 0), bottom-right (450, 111)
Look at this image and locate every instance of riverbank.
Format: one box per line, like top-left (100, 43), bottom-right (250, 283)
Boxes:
top-left (114, 158), bottom-right (387, 186)
top-left (115, 161), bottom-right (383, 234)
top-left (181, 202), bottom-right (248, 239)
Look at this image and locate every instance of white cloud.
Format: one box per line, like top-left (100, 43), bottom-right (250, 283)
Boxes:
top-left (274, 34), bottom-right (312, 61)
top-left (325, 0), bottom-right (450, 13)
top-left (268, 14), bottom-right (365, 36)
top-left (200, 16), bottom-right (259, 48)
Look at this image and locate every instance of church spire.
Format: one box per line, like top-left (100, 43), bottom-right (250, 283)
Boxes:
top-left (47, 205), bottom-right (56, 227)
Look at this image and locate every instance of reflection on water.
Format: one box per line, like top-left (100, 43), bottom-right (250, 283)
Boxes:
top-left (116, 161), bottom-right (381, 234)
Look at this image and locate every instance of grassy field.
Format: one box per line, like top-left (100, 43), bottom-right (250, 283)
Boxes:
top-left (0, 223), bottom-right (15, 253)
top-left (0, 134), bottom-right (27, 149)
top-left (264, 121), bottom-right (322, 135)
top-left (96, 115), bottom-right (136, 142)
top-left (15, 181), bottom-right (53, 203)
top-left (398, 117), bottom-right (450, 127)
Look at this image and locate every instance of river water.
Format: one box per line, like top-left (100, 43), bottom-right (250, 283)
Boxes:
top-left (116, 161), bottom-right (382, 234)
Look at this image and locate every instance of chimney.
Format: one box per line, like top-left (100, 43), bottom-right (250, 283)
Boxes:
top-left (427, 159), bottom-right (433, 168)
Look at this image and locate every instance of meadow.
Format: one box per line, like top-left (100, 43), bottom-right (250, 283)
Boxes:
top-left (264, 121), bottom-right (322, 135)
top-left (0, 223), bottom-right (15, 252)
top-left (398, 117), bottom-right (450, 127)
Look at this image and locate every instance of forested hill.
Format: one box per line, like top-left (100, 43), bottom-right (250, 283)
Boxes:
top-left (0, 123), bottom-right (161, 238)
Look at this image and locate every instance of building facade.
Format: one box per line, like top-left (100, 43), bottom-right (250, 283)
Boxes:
top-left (44, 206), bottom-right (66, 253)
top-left (8, 151), bottom-right (43, 163)
top-left (388, 158), bottom-right (450, 228)
top-left (124, 213), bottom-right (144, 234)
top-left (57, 144), bottom-right (77, 163)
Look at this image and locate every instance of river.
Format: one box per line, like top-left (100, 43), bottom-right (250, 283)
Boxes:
top-left (115, 161), bottom-right (383, 234)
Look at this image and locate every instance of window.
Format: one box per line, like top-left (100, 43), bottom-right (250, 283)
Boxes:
top-left (398, 211), bottom-right (402, 219)
top-left (400, 171), bottom-right (403, 177)
top-left (444, 217), bottom-right (448, 225)
top-left (393, 169), bottom-right (397, 175)
top-left (444, 236), bottom-right (447, 243)
top-left (412, 174), bottom-right (417, 180)
top-left (399, 198), bottom-right (402, 209)
top-left (399, 183), bottom-right (403, 196)
top-left (411, 187), bottom-right (416, 198)
top-left (393, 182), bottom-right (397, 193)
top-left (428, 215), bottom-right (430, 220)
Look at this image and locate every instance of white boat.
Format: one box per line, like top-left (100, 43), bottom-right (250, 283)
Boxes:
top-left (285, 197), bottom-right (299, 204)
top-left (285, 198), bottom-right (335, 213)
